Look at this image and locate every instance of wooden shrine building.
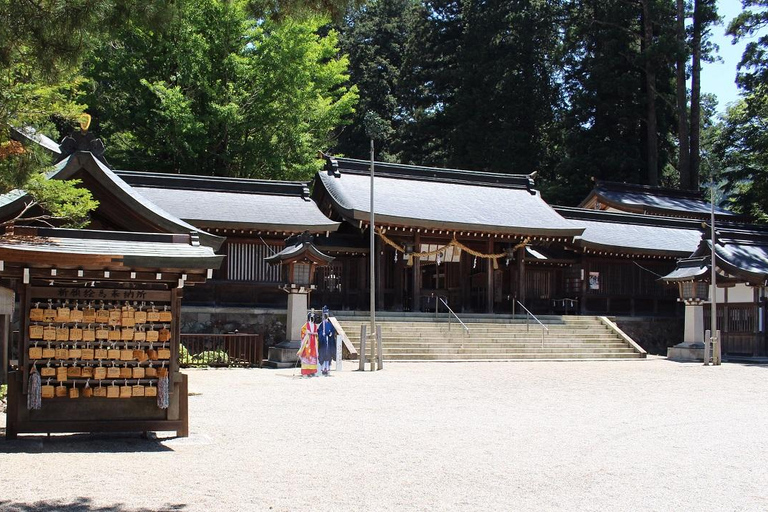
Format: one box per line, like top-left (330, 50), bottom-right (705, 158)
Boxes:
top-left (312, 156), bottom-right (584, 313)
top-left (114, 170), bottom-right (339, 306)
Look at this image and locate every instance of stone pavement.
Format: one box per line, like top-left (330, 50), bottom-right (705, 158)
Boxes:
top-left (1, 358), bottom-right (767, 511)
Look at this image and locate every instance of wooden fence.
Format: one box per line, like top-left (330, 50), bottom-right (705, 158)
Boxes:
top-left (179, 333), bottom-right (264, 368)
top-left (704, 304), bottom-right (764, 356)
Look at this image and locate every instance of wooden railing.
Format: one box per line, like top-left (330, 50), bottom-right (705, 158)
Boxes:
top-left (180, 333), bottom-right (263, 368)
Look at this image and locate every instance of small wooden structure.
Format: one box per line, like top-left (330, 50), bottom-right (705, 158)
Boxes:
top-left (4, 226), bottom-right (222, 438)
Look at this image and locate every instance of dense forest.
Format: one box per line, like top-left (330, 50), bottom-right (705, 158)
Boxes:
top-left (1, 0), bottom-right (767, 220)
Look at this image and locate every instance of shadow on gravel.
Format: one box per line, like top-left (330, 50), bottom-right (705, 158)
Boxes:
top-left (0, 430), bottom-right (175, 453)
top-left (0, 498), bottom-right (186, 511)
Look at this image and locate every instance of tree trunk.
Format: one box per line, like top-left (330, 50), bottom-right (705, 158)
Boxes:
top-left (676, 0), bottom-right (691, 189)
top-left (643, 0), bottom-right (658, 186)
top-left (690, 0), bottom-right (703, 190)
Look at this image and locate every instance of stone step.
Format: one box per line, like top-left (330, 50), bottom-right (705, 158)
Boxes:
top-left (337, 314), bottom-right (644, 362)
top-left (364, 346), bottom-right (635, 358)
top-left (379, 352), bottom-right (644, 360)
top-left (346, 332), bottom-right (620, 340)
top-left (349, 341), bottom-right (631, 349)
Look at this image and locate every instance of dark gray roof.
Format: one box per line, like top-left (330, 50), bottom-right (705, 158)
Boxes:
top-left (580, 180), bottom-right (735, 218)
top-left (556, 207), bottom-right (702, 256)
top-left (0, 226), bottom-right (223, 270)
top-left (662, 257), bottom-right (709, 282)
top-left (708, 228), bottom-right (768, 282)
top-left (315, 156), bottom-right (583, 238)
top-left (50, 153), bottom-right (224, 250)
top-left (116, 170), bottom-right (339, 233)
top-left (663, 226), bottom-right (768, 285)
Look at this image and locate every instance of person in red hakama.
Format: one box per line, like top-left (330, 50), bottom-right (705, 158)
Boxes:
top-left (297, 311), bottom-right (318, 377)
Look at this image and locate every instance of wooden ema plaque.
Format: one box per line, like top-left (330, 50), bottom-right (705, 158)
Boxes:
top-left (6, 284), bottom-right (187, 439)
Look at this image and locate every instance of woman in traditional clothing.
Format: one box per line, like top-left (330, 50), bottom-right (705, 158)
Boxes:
top-left (297, 311), bottom-right (318, 377)
top-left (317, 306), bottom-right (337, 376)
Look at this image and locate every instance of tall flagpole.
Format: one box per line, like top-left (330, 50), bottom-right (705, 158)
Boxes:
top-left (369, 137), bottom-right (376, 371)
top-left (710, 180), bottom-right (720, 365)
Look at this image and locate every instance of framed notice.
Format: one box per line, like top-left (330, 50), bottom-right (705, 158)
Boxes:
top-left (589, 272), bottom-right (600, 290)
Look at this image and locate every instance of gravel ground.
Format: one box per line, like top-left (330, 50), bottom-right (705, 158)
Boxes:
top-left (1, 357), bottom-right (767, 512)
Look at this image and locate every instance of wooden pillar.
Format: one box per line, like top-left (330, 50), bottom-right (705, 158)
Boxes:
top-left (358, 258), bottom-right (367, 310)
top-left (723, 287), bottom-right (729, 356)
top-left (516, 245), bottom-right (526, 306)
top-left (394, 243), bottom-right (404, 311)
top-left (0, 316), bottom-right (7, 386)
top-left (580, 262), bottom-right (588, 315)
top-left (753, 287), bottom-right (760, 357)
top-left (486, 239), bottom-right (494, 313)
top-left (460, 243), bottom-right (469, 313)
top-left (375, 237), bottom-right (384, 310)
top-left (412, 232), bottom-right (421, 312)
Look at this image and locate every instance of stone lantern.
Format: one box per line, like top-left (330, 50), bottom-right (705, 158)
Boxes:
top-left (264, 232), bottom-right (334, 367)
top-left (663, 257), bottom-right (710, 361)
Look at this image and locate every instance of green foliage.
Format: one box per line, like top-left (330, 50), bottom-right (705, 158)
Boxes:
top-left (24, 174), bottom-right (99, 228)
top-left (179, 344), bottom-right (230, 367)
top-left (83, 2), bottom-right (357, 180)
top-left (0, 383), bottom-right (7, 400)
top-left (714, 94), bottom-right (768, 221)
top-left (0, 1), bottom-right (176, 225)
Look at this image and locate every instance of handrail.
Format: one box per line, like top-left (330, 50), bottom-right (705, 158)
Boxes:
top-left (435, 295), bottom-right (470, 335)
top-left (516, 300), bottom-right (548, 347)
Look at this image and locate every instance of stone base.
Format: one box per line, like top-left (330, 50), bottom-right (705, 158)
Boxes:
top-left (667, 342), bottom-right (705, 362)
top-left (264, 340), bottom-right (301, 368)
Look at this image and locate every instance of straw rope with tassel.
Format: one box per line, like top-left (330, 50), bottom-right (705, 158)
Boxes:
top-left (376, 229), bottom-right (530, 270)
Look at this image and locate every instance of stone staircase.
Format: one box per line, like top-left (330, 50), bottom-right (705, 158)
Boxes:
top-left (335, 313), bottom-right (646, 361)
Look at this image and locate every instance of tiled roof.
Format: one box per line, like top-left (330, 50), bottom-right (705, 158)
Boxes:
top-left (580, 180), bottom-right (735, 218)
top-left (0, 226), bottom-right (223, 270)
top-left (556, 207), bottom-right (702, 256)
top-left (116, 171), bottom-right (339, 233)
top-left (50, 154), bottom-right (224, 250)
top-left (315, 156), bottom-right (583, 238)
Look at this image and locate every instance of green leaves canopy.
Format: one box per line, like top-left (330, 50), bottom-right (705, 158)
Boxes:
top-left (83, 1), bottom-right (357, 180)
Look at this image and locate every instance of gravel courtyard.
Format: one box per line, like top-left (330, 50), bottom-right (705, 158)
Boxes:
top-left (1, 358), bottom-right (767, 512)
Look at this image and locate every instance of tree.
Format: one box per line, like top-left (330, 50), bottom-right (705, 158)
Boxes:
top-left (336, 0), bottom-right (414, 160)
top-left (549, 0), bottom-right (677, 204)
top-left (449, 0), bottom-right (565, 176)
top-left (83, 1), bottom-right (357, 180)
top-left (689, 0), bottom-right (719, 190)
top-left (0, 1), bottom-right (178, 225)
top-left (676, 0), bottom-right (690, 189)
top-left (714, 1), bottom-right (768, 220)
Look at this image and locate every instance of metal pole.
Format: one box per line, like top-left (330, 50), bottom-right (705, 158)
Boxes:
top-left (709, 180), bottom-right (718, 365)
top-left (370, 138), bottom-right (377, 371)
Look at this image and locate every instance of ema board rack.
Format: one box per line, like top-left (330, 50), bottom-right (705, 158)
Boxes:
top-left (6, 286), bottom-right (188, 438)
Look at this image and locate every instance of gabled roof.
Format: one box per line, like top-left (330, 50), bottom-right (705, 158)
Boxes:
top-left (314, 156), bottom-right (584, 239)
top-left (663, 225), bottom-right (768, 285)
top-left (264, 232), bottom-right (334, 265)
top-left (115, 170), bottom-right (339, 234)
top-left (579, 179), bottom-right (736, 219)
top-left (555, 207), bottom-right (703, 257)
top-left (661, 257), bottom-right (709, 282)
top-left (0, 152), bottom-right (224, 251)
